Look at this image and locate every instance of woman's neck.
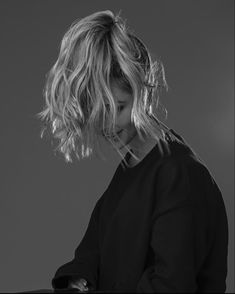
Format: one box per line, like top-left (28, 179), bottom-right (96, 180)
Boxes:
top-left (128, 136), bottom-right (157, 167)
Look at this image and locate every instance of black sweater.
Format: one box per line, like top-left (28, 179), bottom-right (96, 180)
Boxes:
top-left (51, 129), bottom-right (228, 293)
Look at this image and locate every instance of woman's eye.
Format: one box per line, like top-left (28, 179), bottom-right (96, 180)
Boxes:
top-left (105, 105), bottom-right (124, 112)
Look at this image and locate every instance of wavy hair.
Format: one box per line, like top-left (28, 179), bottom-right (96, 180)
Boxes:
top-left (36, 9), bottom-right (174, 169)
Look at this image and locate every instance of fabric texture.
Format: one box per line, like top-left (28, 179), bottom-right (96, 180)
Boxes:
top-left (51, 128), bottom-right (228, 293)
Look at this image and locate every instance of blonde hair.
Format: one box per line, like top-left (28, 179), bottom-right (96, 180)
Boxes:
top-left (36, 9), bottom-right (172, 169)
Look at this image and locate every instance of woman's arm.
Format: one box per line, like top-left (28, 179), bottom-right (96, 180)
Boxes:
top-left (136, 158), bottom-right (228, 293)
top-left (137, 201), bottom-right (198, 292)
top-left (51, 195), bottom-right (104, 290)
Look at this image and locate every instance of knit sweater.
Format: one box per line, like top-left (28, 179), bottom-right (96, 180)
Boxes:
top-left (51, 128), bottom-right (228, 293)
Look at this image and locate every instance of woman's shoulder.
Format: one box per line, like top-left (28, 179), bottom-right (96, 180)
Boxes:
top-left (157, 128), bottom-right (215, 191)
top-left (158, 133), bottom-right (224, 205)
top-left (153, 139), bottom-right (225, 219)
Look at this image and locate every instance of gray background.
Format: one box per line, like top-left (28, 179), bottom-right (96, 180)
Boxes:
top-left (0, 0), bottom-right (234, 292)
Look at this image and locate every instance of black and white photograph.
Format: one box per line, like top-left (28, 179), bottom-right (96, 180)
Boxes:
top-left (0, 1), bottom-right (233, 293)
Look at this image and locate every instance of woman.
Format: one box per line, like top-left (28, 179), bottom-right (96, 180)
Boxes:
top-left (37, 10), bottom-right (228, 293)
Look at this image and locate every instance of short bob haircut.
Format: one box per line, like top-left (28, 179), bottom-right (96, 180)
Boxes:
top-left (37, 10), bottom-right (176, 169)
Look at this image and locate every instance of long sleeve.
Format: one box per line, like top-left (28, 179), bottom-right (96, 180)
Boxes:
top-left (51, 195), bottom-right (103, 290)
top-left (136, 157), bottom-right (228, 293)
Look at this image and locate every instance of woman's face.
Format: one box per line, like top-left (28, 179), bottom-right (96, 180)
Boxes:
top-left (100, 79), bottom-right (139, 150)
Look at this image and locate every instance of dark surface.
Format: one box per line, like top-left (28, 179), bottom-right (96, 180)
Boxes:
top-left (15, 290), bottom-right (121, 293)
top-left (15, 290), bottom-right (54, 293)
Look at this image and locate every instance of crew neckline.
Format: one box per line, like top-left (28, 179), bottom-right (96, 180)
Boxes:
top-left (120, 139), bottom-right (164, 172)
